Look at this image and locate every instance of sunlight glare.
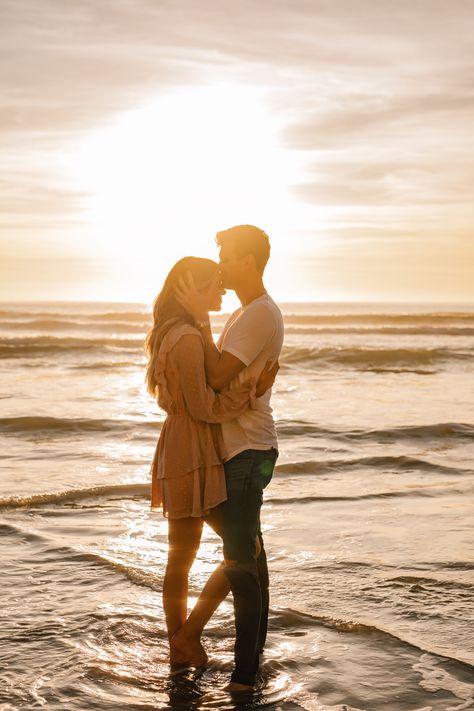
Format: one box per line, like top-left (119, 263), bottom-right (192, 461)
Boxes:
top-left (69, 85), bottom-right (304, 269)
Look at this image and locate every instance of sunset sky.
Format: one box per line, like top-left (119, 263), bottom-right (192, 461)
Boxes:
top-left (1, 0), bottom-right (473, 304)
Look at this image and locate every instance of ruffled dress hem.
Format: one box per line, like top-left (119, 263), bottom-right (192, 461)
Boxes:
top-left (151, 463), bottom-right (227, 518)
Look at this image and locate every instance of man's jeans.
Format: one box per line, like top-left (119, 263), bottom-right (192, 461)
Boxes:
top-left (221, 447), bottom-right (278, 686)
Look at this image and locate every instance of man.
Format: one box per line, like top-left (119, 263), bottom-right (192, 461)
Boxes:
top-left (176, 224), bottom-right (284, 691)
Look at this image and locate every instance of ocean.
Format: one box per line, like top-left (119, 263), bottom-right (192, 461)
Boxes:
top-left (0, 301), bottom-right (473, 711)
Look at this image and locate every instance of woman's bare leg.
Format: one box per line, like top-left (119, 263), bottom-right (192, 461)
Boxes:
top-left (170, 509), bottom-right (227, 661)
top-left (163, 516), bottom-right (203, 663)
top-left (171, 560), bottom-right (230, 662)
top-left (171, 511), bottom-right (262, 662)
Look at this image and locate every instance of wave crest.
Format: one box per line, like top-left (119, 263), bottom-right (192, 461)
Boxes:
top-left (0, 416), bottom-right (161, 436)
top-left (276, 420), bottom-right (474, 442)
top-left (280, 345), bottom-right (473, 369)
top-left (0, 483), bottom-right (149, 510)
top-left (275, 455), bottom-right (472, 477)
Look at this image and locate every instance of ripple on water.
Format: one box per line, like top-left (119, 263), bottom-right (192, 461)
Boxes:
top-left (1, 494), bottom-right (473, 710)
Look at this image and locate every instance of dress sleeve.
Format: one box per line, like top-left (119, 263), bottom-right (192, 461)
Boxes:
top-left (173, 334), bottom-right (256, 423)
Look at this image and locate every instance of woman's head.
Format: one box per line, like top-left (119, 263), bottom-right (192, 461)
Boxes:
top-left (145, 257), bottom-right (224, 396)
top-left (157, 256), bottom-right (224, 314)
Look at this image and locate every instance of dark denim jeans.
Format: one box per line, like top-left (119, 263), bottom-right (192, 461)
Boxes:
top-left (221, 447), bottom-right (278, 686)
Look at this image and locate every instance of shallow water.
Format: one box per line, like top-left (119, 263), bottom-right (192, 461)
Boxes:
top-left (1, 301), bottom-right (473, 710)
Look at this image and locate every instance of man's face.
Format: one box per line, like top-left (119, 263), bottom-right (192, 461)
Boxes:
top-left (218, 242), bottom-right (246, 290)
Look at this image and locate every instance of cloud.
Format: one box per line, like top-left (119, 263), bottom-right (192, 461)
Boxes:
top-left (292, 158), bottom-right (474, 209)
top-left (281, 88), bottom-right (474, 150)
top-left (3, 0), bottom-right (471, 140)
top-left (1, 0), bottom-right (473, 299)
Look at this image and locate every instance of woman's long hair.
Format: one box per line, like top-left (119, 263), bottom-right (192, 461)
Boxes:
top-left (145, 256), bottom-right (218, 397)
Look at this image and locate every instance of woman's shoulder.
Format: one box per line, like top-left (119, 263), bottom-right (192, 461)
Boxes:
top-left (160, 322), bottom-right (202, 355)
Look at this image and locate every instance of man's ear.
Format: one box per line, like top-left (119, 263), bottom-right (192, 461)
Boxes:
top-left (243, 253), bottom-right (257, 271)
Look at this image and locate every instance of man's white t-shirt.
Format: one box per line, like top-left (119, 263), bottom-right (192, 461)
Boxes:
top-left (217, 293), bottom-right (284, 461)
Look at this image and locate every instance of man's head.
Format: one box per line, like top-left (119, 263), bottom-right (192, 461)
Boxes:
top-left (216, 224), bottom-right (270, 290)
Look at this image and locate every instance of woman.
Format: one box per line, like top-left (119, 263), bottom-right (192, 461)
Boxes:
top-left (145, 257), bottom-right (276, 667)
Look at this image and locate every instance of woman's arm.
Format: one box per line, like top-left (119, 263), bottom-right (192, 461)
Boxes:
top-left (175, 274), bottom-right (277, 391)
top-left (197, 323), bottom-right (247, 391)
top-left (173, 334), bottom-right (256, 423)
top-left (175, 273), bottom-right (247, 390)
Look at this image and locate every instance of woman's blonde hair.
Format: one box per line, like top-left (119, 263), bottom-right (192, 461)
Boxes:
top-left (145, 256), bottom-right (218, 397)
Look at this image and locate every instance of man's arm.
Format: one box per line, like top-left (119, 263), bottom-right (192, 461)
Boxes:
top-left (175, 272), bottom-right (275, 390)
top-left (197, 323), bottom-right (247, 391)
top-left (174, 273), bottom-right (246, 390)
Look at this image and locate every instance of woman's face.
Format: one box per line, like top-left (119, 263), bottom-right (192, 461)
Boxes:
top-left (199, 273), bottom-right (226, 312)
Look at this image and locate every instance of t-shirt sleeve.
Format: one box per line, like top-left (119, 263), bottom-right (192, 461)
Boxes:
top-left (222, 304), bottom-right (277, 366)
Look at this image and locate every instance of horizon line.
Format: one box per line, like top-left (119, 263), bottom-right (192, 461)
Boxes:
top-left (1, 298), bottom-right (474, 307)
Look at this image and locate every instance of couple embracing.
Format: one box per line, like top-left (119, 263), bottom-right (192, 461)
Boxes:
top-left (145, 225), bottom-right (284, 692)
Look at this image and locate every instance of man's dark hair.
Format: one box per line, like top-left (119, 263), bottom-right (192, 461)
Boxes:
top-left (216, 224), bottom-right (270, 275)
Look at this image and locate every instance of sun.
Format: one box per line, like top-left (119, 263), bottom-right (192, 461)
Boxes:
top-left (67, 85), bottom-right (303, 283)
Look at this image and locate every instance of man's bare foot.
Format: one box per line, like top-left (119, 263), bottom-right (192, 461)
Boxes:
top-left (224, 681), bottom-right (254, 693)
top-left (171, 629), bottom-right (208, 668)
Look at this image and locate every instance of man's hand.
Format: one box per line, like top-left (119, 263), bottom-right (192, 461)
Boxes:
top-left (256, 360), bottom-right (280, 398)
top-left (175, 271), bottom-right (213, 322)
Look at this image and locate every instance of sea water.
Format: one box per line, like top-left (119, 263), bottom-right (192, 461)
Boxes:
top-left (1, 301), bottom-right (473, 710)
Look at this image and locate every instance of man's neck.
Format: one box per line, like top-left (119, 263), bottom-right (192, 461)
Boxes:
top-left (235, 279), bottom-right (267, 307)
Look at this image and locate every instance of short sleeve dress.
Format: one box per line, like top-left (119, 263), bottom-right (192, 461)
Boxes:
top-left (150, 323), bottom-right (256, 519)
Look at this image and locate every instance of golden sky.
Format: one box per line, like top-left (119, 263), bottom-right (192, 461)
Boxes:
top-left (1, 0), bottom-right (473, 303)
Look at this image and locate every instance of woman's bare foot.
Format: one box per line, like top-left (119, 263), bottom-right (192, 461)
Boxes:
top-left (169, 660), bottom-right (192, 674)
top-left (171, 628), bottom-right (208, 668)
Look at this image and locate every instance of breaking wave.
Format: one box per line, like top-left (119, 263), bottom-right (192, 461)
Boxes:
top-left (280, 344), bottom-right (473, 369)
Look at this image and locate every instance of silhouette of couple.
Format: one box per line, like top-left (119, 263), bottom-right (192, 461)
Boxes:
top-left (146, 225), bottom-right (284, 692)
